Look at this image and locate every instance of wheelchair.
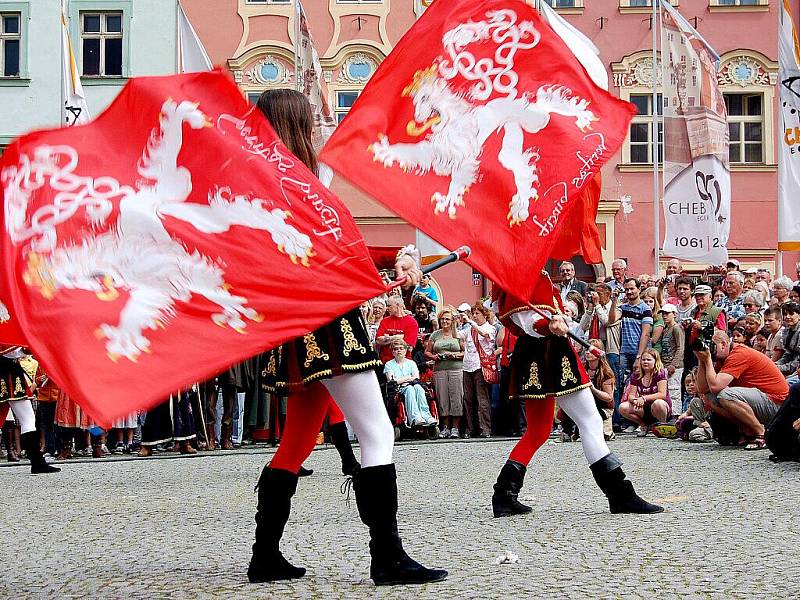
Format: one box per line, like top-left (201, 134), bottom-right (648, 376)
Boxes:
top-left (382, 374), bottom-right (440, 441)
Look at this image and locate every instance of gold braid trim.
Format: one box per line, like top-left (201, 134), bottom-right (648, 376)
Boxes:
top-left (340, 319), bottom-right (368, 357)
top-left (303, 333), bottom-right (329, 368)
top-left (517, 383), bottom-right (591, 400)
top-left (560, 356), bottom-right (578, 387)
top-left (521, 362), bottom-right (542, 391)
top-left (0, 380), bottom-right (7, 397)
top-left (500, 304), bottom-right (561, 322)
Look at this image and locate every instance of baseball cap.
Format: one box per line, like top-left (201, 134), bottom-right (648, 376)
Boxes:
top-left (660, 303), bottom-right (678, 314)
top-left (694, 284), bottom-right (713, 295)
top-left (457, 302), bottom-right (472, 312)
top-left (726, 259), bottom-right (740, 268)
top-left (745, 267), bottom-right (758, 275)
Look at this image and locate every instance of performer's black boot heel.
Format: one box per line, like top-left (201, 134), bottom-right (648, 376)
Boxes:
top-left (21, 432), bottom-right (60, 474)
top-left (492, 460), bottom-right (532, 518)
top-left (330, 421), bottom-right (360, 476)
top-left (353, 464), bottom-right (448, 586)
top-left (590, 454), bottom-right (664, 514)
top-left (248, 466), bottom-right (307, 583)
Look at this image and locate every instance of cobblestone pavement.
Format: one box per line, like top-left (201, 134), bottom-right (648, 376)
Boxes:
top-left (2, 435), bottom-right (799, 599)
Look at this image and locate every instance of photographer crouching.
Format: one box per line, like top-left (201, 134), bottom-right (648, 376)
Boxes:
top-left (693, 328), bottom-right (788, 450)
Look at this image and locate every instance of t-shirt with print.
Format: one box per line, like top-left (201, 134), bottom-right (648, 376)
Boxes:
top-left (719, 344), bottom-right (789, 404)
top-left (620, 301), bottom-right (653, 356)
top-left (629, 368), bottom-right (671, 412)
top-left (376, 314), bottom-right (419, 363)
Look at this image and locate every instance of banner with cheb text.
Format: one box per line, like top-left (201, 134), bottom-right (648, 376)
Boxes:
top-left (779, 0), bottom-right (800, 250)
top-left (660, 1), bottom-right (730, 264)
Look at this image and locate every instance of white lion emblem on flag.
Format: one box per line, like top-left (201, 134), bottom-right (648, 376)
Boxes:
top-left (369, 9), bottom-right (597, 226)
top-left (2, 100), bottom-right (314, 362)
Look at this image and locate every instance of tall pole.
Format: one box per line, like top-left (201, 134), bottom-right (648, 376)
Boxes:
top-left (60, 0), bottom-right (66, 126)
top-left (294, 0), bottom-right (302, 92)
top-left (652, 0), bottom-right (660, 276)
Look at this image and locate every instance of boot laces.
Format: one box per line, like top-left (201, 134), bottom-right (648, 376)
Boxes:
top-left (340, 476), bottom-right (354, 508)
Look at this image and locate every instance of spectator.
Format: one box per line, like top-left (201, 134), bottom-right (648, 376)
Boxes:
top-left (772, 276), bottom-right (793, 306)
top-left (764, 307), bottom-right (786, 362)
top-left (743, 278), bottom-right (756, 293)
top-left (610, 278), bottom-right (653, 382)
top-left (741, 290), bottom-right (765, 315)
top-left (586, 339), bottom-right (616, 441)
top-left (659, 303), bottom-right (685, 416)
top-left (713, 287), bottom-right (726, 305)
top-left (754, 281), bottom-right (771, 305)
top-left (795, 261), bottom-right (800, 285)
top-left (425, 309), bottom-right (465, 438)
top-left (742, 313), bottom-right (763, 342)
top-left (672, 276), bottom-right (697, 323)
top-left (495, 322), bottom-right (522, 436)
top-left (619, 348), bottom-right (670, 436)
top-left (666, 258), bottom-right (682, 275)
top-left (412, 297), bottom-right (438, 346)
top-left (580, 283), bottom-right (616, 349)
top-left (716, 270), bottom-right (746, 329)
top-left (563, 300), bottom-right (587, 358)
top-left (462, 302), bottom-right (496, 438)
top-left (566, 291), bottom-right (586, 321)
top-left (367, 298), bottom-right (386, 349)
top-left (675, 369), bottom-right (714, 442)
top-left (412, 273), bottom-right (439, 312)
top-left (558, 261), bottom-right (587, 300)
top-left (791, 286), bottom-right (800, 304)
top-left (694, 330), bottom-right (789, 449)
top-left (726, 259), bottom-right (741, 272)
top-left (756, 268), bottom-right (772, 286)
top-left (775, 302), bottom-right (800, 378)
top-left (375, 296), bottom-right (419, 363)
top-left (731, 325), bottom-right (748, 345)
top-left (384, 341), bottom-right (437, 427)
top-left (691, 284), bottom-right (727, 333)
top-left (642, 287), bottom-right (664, 353)
top-left (609, 258), bottom-right (628, 298)
top-left (752, 329), bottom-right (770, 355)
top-left (456, 303), bottom-right (472, 336)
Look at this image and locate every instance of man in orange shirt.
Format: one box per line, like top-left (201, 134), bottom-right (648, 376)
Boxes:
top-left (375, 296), bottom-right (419, 363)
top-left (694, 330), bottom-right (789, 450)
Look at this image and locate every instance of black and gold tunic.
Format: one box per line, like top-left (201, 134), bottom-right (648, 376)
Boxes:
top-left (262, 308), bottom-right (381, 393)
top-left (510, 334), bottom-right (590, 400)
top-left (0, 356), bottom-right (32, 403)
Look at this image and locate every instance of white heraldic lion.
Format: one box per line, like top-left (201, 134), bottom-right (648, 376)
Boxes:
top-left (2, 100), bottom-right (315, 362)
top-left (369, 9), bottom-right (598, 226)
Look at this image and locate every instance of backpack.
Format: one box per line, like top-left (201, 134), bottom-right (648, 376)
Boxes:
top-left (765, 386), bottom-right (800, 462)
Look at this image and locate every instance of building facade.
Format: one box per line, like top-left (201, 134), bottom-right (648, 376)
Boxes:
top-left (0, 0), bottom-right (177, 149)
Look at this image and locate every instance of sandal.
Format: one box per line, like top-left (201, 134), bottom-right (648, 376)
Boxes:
top-left (744, 436), bottom-right (766, 450)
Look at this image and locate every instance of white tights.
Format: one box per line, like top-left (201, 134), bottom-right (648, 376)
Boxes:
top-left (8, 399), bottom-right (36, 434)
top-left (558, 387), bottom-right (610, 465)
top-left (323, 370), bottom-right (394, 468)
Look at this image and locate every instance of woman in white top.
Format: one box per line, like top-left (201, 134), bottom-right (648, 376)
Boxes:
top-left (462, 302), bottom-right (497, 438)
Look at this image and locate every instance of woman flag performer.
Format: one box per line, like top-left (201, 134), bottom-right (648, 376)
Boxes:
top-left (0, 346), bottom-right (60, 474)
top-left (248, 89), bottom-right (447, 587)
top-left (490, 276), bottom-right (663, 517)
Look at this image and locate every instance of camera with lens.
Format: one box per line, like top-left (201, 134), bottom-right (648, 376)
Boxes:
top-left (686, 321), bottom-right (716, 352)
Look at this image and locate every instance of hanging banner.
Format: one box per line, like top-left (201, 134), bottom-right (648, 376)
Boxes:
top-left (779, 0), bottom-right (800, 250)
top-left (298, 1), bottom-right (337, 151)
top-left (660, 1), bottom-right (730, 264)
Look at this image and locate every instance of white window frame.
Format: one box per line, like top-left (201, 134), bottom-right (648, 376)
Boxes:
top-left (628, 93), bottom-right (663, 165)
top-left (710, 0), bottom-right (768, 6)
top-left (336, 0), bottom-right (383, 4)
top-left (542, 0), bottom-right (584, 8)
top-left (725, 92), bottom-right (764, 165)
top-left (0, 11), bottom-right (21, 78)
top-left (80, 11), bottom-right (123, 77)
top-left (245, 0), bottom-right (291, 4)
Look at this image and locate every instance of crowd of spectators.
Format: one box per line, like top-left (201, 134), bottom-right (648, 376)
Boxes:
top-left (4, 258), bottom-right (800, 466)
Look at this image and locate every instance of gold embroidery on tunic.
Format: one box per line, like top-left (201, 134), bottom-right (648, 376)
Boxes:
top-left (14, 377), bottom-right (24, 394)
top-left (560, 356), bottom-right (578, 386)
top-left (340, 319), bottom-right (367, 356)
top-left (266, 351), bottom-right (277, 376)
top-left (0, 380), bottom-right (7, 397)
top-left (303, 333), bottom-right (329, 368)
top-left (522, 362), bottom-right (542, 390)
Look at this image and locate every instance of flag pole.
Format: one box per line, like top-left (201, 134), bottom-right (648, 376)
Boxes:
top-left (60, 0), bottom-right (66, 126)
top-left (652, 0), bottom-right (660, 277)
top-left (294, 0), bottom-right (301, 92)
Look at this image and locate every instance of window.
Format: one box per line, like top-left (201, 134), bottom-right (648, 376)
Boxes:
top-left (337, 0), bottom-right (383, 4)
top-left (245, 0), bottom-right (290, 3)
top-left (81, 12), bottom-right (123, 76)
top-left (247, 91), bottom-right (262, 105)
top-left (0, 12), bottom-right (20, 77)
top-left (715, 0), bottom-right (762, 5)
top-left (629, 94), bottom-right (663, 164)
top-left (725, 93), bottom-right (763, 164)
top-left (543, 0), bottom-right (578, 7)
top-left (336, 90), bottom-right (360, 123)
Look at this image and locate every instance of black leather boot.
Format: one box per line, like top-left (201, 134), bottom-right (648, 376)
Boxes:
top-left (21, 431), bottom-right (60, 474)
top-left (353, 464), bottom-right (447, 586)
top-left (590, 453), bottom-right (663, 514)
top-left (247, 466), bottom-right (306, 583)
top-left (492, 460), bottom-right (532, 518)
top-left (2, 424), bottom-right (19, 463)
top-left (330, 421), bottom-right (360, 476)
top-left (297, 465), bottom-right (313, 477)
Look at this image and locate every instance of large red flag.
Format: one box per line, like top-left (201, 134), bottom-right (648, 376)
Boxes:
top-left (320, 0), bottom-right (634, 302)
top-left (0, 70), bottom-right (386, 425)
top-left (0, 292), bottom-right (26, 346)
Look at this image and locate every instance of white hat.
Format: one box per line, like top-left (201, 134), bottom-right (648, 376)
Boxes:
top-left (660, 303), bottom-right (678, 313)
top-left (694, 284), bottom-right (713, 295)
top-left (726, 259), bottom-right (741, 268)
top-left (745, 267), bottom-right (758, 274)
top-left (457, 302), bottom-right (472, 312)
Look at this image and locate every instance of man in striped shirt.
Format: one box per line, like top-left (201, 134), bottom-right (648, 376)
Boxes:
top-left (611, 278), bottom-right (653, 383)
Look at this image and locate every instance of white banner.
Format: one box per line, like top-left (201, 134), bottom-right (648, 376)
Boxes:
top-left (178, 1), bottom-right (213, 73)
top-left (660, 1), bottom-right (730, 263)
top-left (779, 0), bottom-right (800, 250)
top-left (298, 1), bottom-right (337, 151)
top-left (61, 4), bottom-right (90, 126)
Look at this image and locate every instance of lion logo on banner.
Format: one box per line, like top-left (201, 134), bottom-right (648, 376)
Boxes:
top-left (3, 100), bottom-right (314, 362)
top-left (369, 9), bottom-right (597, 226)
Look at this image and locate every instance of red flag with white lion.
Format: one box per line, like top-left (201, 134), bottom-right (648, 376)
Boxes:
top-left (321, 0), bottom-right (634, 302)
top-left (0, 70), bottom-right (386, 425)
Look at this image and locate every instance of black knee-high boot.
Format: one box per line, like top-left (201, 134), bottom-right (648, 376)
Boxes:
top-left (353, 464), bottom-right (447, 586)
top-left (590, 454), bottom-right (663, 514)
top-left (492, 460), bottom-right (532, 518)
top-left (21, 431), bottom-right (60, 474)
top-left (247, 466), bottom-right (306, 583)
top-left (330, 421), bottom-right (360, 476)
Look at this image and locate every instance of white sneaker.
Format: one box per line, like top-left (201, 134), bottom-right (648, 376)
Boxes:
top-left (426, 417), bottom-right (439, 426)
top-left (449, 428), bottom-right (460, 438)
top-left (636, 426), bottom-right (648, 437)
top-left (623, 425), bottom-right (637, 433)
top-left (439, 428), bottom-right (450, 439)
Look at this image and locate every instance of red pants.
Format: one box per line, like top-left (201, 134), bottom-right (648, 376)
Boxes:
top-left (508, 396), bottom-right (556, 466)
top-left (269, 383), bottom-right (344, 474)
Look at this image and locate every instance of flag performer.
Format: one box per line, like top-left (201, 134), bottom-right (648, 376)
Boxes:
top-left (489, 278), bottom-right (663, 517)
top-left (249, 89), bottom-right (447, 587)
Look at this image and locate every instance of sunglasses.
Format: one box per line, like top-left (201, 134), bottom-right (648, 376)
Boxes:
top-left (744, 303), bottom-right (756, 308)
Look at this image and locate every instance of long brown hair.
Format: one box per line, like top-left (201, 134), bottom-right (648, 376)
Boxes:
top-left (256, 89), bottom-right (318, 175)
top-left (586, 339), bottom-right (616, 389)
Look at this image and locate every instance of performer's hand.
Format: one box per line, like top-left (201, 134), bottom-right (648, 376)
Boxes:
top-left (395, 254), bottom-right (422, 288)
top-left (793, 417), bottom-right (800, 432)
top-left (548, 316), bottom-right (568, 337)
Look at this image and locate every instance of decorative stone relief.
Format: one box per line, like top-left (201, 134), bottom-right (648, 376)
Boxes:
top-left (614, 57), bottom-right (663, 88)
top-left (337, 53), bottom-right (377, 84)
top-left (246, 55), bottom-right (292, 86)
top-left (718, 56), bottom-right (771, 87)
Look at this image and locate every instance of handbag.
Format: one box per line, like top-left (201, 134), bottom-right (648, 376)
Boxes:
top-left (472, 329), bottom-right (499, 384)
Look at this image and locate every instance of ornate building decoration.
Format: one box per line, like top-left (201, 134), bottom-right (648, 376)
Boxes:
top-left (415, 0), bottom-right (434, 18)
top-left (613, 56), bottom-right (663, 89)
top-left (337, 53), bottom-right (377, 84)
top-left (246, 55), bottom-right (291, 86)
top-left (718, 55), bottom-right (774, 87)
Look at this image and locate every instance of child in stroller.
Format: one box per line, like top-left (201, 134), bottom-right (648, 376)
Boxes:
top-left (384, 340), bottom-right (438, 427)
